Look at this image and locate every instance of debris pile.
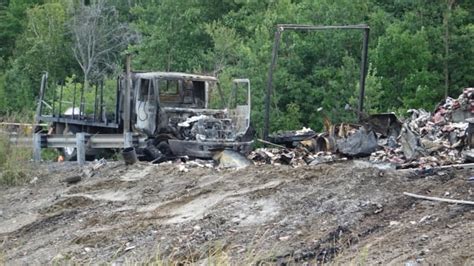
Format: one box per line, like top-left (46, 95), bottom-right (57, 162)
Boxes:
top-left (372, 88), bottom-right (473, 168)
top-left (248, 147), bottom-right (314, 167)
top-left (252, 89), bottom-right (474, 169)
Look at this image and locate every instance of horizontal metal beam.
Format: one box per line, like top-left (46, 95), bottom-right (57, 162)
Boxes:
top-left (38, 116), bottom-right (119, 129)
top-left (8, 134), bottom-right (32, 147)
top-left (10, 133), bottom-right (147, 149)
top-left (276, 24), bottom-right (369, 31)
top-left (46, 134), bottom-right (146, 148)
top-left (0, 122), bottom-right (47, 127)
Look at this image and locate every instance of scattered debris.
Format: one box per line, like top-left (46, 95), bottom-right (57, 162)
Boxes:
top-left (389, 221), bottom-right (401, 227)
top-left (336, 127), bottom-right (378, 157)
top-left (93, 158), bottom-right (107, 170)
top-left (403, 192), bottom-right (474, 205)
top-left (124, 245), bottom-right (136, 252)
top-left (177, 164), bottom-right (189, 173)
top-left (29, 176), bottom-right (38, 185)
top-left (268, 127), bottom-right (316, 147)
top-left (364, 113), bottom-right (402, 137)
top-left (186, 160), bottom-right (214, 168)
top-left (248, 147), bottom-right (311, 167)
top-left (61, 175), bottom-right (82, 184)
top-left (213, 150), bottom-right (253, 169)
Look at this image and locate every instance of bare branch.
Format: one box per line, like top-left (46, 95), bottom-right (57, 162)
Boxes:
top-left (70, 1), bottom-right (133, 85)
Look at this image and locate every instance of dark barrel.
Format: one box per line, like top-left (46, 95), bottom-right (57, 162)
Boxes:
top-left (122, 147), bottom-right (137, 165)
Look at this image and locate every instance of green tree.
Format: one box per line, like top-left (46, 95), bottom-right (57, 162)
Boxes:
top-left (374, 23), bottom-right (438, 111)
top-left (2, 1), bottom-right (75, 113)
top-left (0, 0), bottom-right (43, 64)
top-left (130, 0), bottom-right (211, 72)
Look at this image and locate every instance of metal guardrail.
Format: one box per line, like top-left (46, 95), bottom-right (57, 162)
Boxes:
top-left (8, 134), bottom-right (33, 147)
top-left (9, 133), bottom-right (147, 165)
top-left (43, 134), bottom-right (147, 148)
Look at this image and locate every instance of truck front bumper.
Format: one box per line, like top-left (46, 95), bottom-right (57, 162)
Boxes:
top-left (168, 139), bottom-right (254, 159)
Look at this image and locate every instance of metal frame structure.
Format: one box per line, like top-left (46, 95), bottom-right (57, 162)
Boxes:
top-left (35, 72), bottom-right (120, 128)
top-left (263, 24), bottom-right (370, 140)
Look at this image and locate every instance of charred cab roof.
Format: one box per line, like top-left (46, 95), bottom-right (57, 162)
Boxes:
top-left (132, 71), bottom-right (218, 82)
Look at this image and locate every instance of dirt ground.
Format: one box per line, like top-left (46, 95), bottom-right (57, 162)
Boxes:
top-left (0, 160), bottom-right (473, 264)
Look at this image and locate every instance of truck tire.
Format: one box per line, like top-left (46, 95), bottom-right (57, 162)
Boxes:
top-left (157, 141), bottom-right (173, 157)
top-left (143, 143), bottom-right (162, 161)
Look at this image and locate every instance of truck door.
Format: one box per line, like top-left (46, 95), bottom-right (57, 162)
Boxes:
top-left (135, 78), bottom-right (157, 135)
top-left (228, 79), bottom-right (251, 137)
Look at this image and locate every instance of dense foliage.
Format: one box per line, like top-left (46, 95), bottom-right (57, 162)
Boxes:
top-left (0, 0), bottom-right (472, 135)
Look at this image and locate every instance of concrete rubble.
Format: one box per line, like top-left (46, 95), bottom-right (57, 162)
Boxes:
top-left (251, 88), bottom-right (474, 169)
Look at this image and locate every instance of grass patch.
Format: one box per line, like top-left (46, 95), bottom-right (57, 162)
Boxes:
top-left (0, 133), bottom-right (33, 186)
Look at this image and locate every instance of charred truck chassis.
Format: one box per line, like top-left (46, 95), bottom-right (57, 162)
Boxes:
top-left (35, 69), bottom-right (253, 161)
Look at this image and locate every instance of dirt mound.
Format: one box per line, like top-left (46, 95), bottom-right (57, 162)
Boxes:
top-left (0, 161), bottom-right (472, 264)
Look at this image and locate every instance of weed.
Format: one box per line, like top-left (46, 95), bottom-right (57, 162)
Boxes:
top-left (0, 133), bottom-right (33, 186)
top-left (42, 148), bottom-right (60, 161)
top-left (51, 252), bottom-right (77, 266)
top-left (358, 245), bottom-right (370, 265)
top-left (0, 250), bottom-right (5, 266)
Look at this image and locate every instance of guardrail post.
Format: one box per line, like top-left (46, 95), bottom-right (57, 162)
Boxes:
top-left (124, 132), bottom-right (133, 148)
top-left (33, 133), bottom-right (42, 162)
top-left (76, 132), bottom-right (86, 166)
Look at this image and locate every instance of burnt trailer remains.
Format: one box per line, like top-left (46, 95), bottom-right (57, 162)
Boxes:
top-left (35, 68), bottom-right (254, 162)
top-left (263, 24), bottom-right (370, 140)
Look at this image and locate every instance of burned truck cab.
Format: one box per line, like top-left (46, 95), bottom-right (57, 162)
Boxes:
top-left (128, 72), bottom-right (253, 159)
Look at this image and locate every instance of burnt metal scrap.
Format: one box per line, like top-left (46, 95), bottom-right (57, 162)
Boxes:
top-left (253, 88), bottom-right (474, 169)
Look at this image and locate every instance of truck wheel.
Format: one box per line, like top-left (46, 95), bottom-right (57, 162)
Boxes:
top-left (157, 141), bottom-right (173, 157)
top-left (144, 143), bottom-right (162, 161)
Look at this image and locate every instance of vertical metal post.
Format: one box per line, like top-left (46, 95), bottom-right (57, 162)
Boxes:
top-left (124, 132), bottom-right (133, 148)
top-left (358, 28), bottom-right (370, 121)
top-left (76, 132), bottom-right (86, 166)
top-left (72, 83), bottom-right (77, 119)
top-left (52, 79), bottom-right (56, 117)
top-left (100, 81), bottom-right (104, 122)
top-left (58, 82), bottom-right (64, 119)
top-left (35, 73), bottom-right (47, 123)
top-left (124, 54), bottom-right (132, 132)
top-left (232, 82), bottom-right (238, 108)
top-left (33, 133), bottom-right (42, 162)
top-left (263, 29), bottom-right (282, 141)
top-left (93, 83), bottom-right (98, 122)
top-left (115, 77), bottom-right (120, 125)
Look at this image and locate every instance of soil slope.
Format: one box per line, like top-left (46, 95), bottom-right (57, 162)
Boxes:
top-left (0, 161), bottom-right (472, 264)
